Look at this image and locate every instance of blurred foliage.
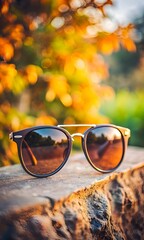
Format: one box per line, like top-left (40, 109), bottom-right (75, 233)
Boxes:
top-left (0, 0), bottom-right (136, 166)
top-left (100, 90), bottom-right (144, 147)
top-left (105, 12), bottom-right (144, 91)
top-left (105, 49), bottom-right (144, 91)
top-left (100, 13), bottom-right (144, 148)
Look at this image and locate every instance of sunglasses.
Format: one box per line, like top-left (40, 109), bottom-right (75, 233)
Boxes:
top-left (9, 124), bottom-right (130, 178)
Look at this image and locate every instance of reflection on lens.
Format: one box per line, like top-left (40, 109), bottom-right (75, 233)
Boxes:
top-left (21, 128), bottom-right (69, 175)
top-left (86, 126), bottom-right (123, 171)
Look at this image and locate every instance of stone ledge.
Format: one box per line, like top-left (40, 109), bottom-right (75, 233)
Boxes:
top-left (0, 146), bottom-right (144, 240)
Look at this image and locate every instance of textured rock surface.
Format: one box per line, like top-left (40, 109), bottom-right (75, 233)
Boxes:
top-left (0, 146), bottom-right (144, 240)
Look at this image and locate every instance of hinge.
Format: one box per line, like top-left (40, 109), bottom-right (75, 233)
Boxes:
top-left (9, 132), bottom-right (13, 140)
top-left (124, 129), bottom-right (130, 137)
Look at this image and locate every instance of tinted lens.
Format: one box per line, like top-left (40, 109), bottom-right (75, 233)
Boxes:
top-left (21, 127), bottom-right (70, 175)
top-left (86, 126), bottom-right (124, 171)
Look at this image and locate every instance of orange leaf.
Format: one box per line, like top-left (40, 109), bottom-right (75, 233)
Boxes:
top-left (0, 38), bottom-right (14, 60)
top-left (121, 38), bottom-right (136, 52)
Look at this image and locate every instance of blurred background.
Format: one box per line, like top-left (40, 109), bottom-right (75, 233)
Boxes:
top-left (0, 0), bottom-right (144, 166)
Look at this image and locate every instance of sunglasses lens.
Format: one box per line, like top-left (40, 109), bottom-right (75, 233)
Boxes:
top-left (86, 126), bottom-right (124, 171)
top-left (21, 127), bottom-right (70, 176)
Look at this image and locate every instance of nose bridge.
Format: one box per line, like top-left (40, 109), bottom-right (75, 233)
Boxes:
top-left (71, 133), bottom-right (84, 141)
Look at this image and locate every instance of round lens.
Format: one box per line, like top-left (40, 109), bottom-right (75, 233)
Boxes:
top-left (21, 127), bottom-right (70, 176)
top-left (85, 126), bottom-right (124, 171)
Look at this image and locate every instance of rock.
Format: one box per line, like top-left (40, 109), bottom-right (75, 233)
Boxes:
top-left (0, 147), bottom-right (144, 240)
